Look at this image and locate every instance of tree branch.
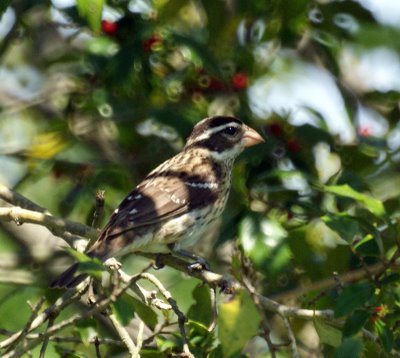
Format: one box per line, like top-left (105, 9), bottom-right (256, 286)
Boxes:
top-left (3, 297), bottom-right (46, 354)
top-left (0, 186), bottom-right (389, 357)
top-left (108, 314), bottom-right (138, 357)
top-left (0, 184), bottom-right (49, 214)
top-left (281, 316), bottom-right (299, 358)
top-left (0, 206), bottom-right (98, 247)
top-left (0, 289), bottom-right (83, 350)
top-left (271, 260), bottom-right (391, 303)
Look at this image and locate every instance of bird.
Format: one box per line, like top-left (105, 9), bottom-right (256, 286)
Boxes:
top-left (51, 115), bottom-right (264, 288)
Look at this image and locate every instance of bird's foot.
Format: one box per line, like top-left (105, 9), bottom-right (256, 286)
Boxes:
top-left (170, 248), bottom-right (211, 272)
top-left (153, 253), bottom-right (166, 270)
top-left (187, 257), bottom-right (211, 272)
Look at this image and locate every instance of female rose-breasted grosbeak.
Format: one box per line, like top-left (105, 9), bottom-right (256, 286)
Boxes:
top-left (51, 116), bottom-right (264, 288)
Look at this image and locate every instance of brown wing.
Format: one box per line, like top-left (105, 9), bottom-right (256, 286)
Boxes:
top-left (86, 170), bottom-right (218, 259)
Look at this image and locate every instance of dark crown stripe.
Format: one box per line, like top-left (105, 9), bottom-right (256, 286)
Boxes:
top-left (185, 116), bottom-right (244, 152)
top-left (208, 116), bottom-right (243, 128)
top-left (185, 131), bottom-right (237, 152)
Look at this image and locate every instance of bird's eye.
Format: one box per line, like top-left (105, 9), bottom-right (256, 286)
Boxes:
top-left (223, 126), bottom-right (238, 136)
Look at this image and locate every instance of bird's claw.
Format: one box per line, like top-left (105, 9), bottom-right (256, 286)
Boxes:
top-left (153, 254), bottom-right (165, 270)
top-left (187, 258), bottom-right (211, 272)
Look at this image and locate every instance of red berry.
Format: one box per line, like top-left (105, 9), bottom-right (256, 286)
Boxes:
top-left (101, 20), bottom-right (118, 35)
top-left (358, 125), bottom-right (371, 137)
top-left (142, 34), bottom-right (162, 51)
top-left (287, 211), bottom-right (294, 220)
top-left (370, 315), bottom-right (379, 323)
top-left (232, 72), bottom-right (249, 90)
top-left (267, 123), bottom-right (284, 137)
top-left (374, 306), bottom-right (383, 313)
top-left (286, 139), bottom-right (301, 152)
top-left (208, 78), bottom-right (225, 91)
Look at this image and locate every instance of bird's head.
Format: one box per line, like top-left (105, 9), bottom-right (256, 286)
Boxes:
top-left (184, 116), bottom-right (264, 162)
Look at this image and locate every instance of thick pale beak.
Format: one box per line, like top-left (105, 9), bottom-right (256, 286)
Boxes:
top-left (242, 126), bottom-right (265, 147)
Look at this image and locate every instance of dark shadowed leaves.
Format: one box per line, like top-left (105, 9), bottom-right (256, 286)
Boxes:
top-left (112, 293), bottom-right (136, 326)
top-left (129, 295), bottom-right (158, 330)
top-left (65, 248), bottom-right (104, 280)
top-left (343, 309), bottom-right (370, 337)
top-left (321, 214), bottom-right (359, 243)
top-left (187, 284), bottom-right (212, 327)
top-left (335, 338), bottom-right (363, 358)
top-left (376, 320), bottom-right (394, 353)
top-left (334, 282), bottom-right (374, 317)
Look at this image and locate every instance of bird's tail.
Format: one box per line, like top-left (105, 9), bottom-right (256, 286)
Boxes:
top-left (50, 263), bottom-right (88, 289)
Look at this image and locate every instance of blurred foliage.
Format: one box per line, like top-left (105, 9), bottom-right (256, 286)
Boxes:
top-left (1, 0), bottom-right (400, 356)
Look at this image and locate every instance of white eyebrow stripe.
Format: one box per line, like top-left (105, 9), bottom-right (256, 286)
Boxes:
top-left (193, 123), bottom-right (240, 142)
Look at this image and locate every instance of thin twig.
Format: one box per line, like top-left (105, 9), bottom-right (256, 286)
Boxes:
top-left (281, 316), bottom-right (299, 358)
top-left (271, 260), bottom-right (392, 302)
top-left (0, 289), bottom-right (83, 349)
top-left (115, 264), bottom-right (172, 310)
top-left (139, 252), bottom-right (239, 293)
top-left (242, 275), bottom-right (277, 358)
top-left (0, 184), bottom-right (49, 213)
top-left (133, 321), bottom-right (145, 357)
top-left (1, 275), bottom-right (140, 357)
top-left (351, 246), bottom-right (376, 285)
top-left (24, 334), bottom-right (124, 347)
top-left (0, 269), bottom-right (34, 285)
top-left (94, 336), bottom-right (102, 358)
top-left (108, 313), bottom-right (137, 357)
top-left (208, 287), bottom-right (217, 332)
top-left (38, 317), bottom-right (54, 358)
top-left (259, 295), bottom-right (334, 319)
top-left (92, 190), bottom-right (105, 229)
top-left (138, 273), bottom-right (193, 357)
top-left (0, 206), bottom-right (98, 246)
top-left (362, 328), bottom-right (378, 342)
top-left (3, 297), bottom-right (46, 353)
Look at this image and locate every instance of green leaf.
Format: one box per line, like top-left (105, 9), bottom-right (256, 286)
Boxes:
top-left (156, 336), bottom-right (177, 351)
top-left (187, 284), bottom-right (212, 327)
top-left (335, 338), bottom-right (363, 358)
top-left (324, 184), bottom-right (385, 217)
top-left (355, 24), bottom-right (400, 50)
top-left (343, 309), bottom-right (370, 337)
top-left (218, 290), bottom-right (260, 357)
top-left (381, 273), bottom-right (400, 286)
top-left (353, 234), bottom-right (374, 250)
top-left (0, 1), bottom-right (11, 19)
top-left (129, 296), bottom-right (158, 330)
top-left (75, 318), bottom-right (97, 345)
top-left (87, 36), bottom-right (119, 56)
top-left (112, 293), bottom-right (136, 326)
top-left (76, 0), bottom-right (105, 34)
top-left (321, 214), bottom-right (359, 243)
top-left (376, 320), bottom-right (393, 353)
top-left (54, 345), bottom-right (81, 357)
top-left (65, 248), bottom-right (104, 280)
top-left (334, 282), bottom-right (374, 317)
top-left (314, 318), bottom-right (342, 347)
